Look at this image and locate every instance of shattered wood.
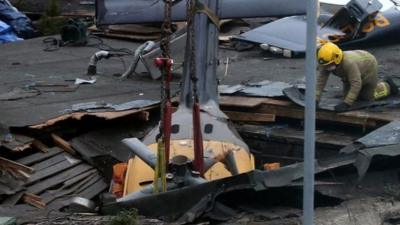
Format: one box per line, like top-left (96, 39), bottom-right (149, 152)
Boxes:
top-left (1, 134), bottom-right (34, 152)
top-left (219, 96), bottom-right (400, 128)
top-left (51, 133), bottom-right (77, 155)
top-left (1, 3), bottom-right (400, 224)
top-left (0, 157), bottom-right (34, 174)
top-left (17, 147), bottom-right (63, 165)
top-left (0, 149), bottom-right (106, 214)
top-left (30, 108), bottom-right (153, 129)
top-left (219, 95), bottom-right (293, 108)
top-left (32, 140), bottom-right (49, 153)
top-left (23, 192), bottom-right (45, 209)
top-left (224, 111), bottom-right (276, 122)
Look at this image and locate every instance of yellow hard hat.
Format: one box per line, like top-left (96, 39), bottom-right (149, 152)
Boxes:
top-left (317, 42), bottom-right (343, 65)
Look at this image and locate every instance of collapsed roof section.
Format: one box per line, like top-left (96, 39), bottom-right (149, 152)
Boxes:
top-left (233, 0), bottom-right (400, 57)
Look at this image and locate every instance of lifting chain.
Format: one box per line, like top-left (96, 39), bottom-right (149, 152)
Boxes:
top-left (187, 0), bottom-right (197, 102)
top-left (153, 0), bottom-right (174, 193)
top-left (187, 0), bottom-right (205, 175)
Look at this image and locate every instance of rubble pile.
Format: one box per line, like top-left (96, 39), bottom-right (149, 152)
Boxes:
top-left (1, 0), bottom-right (400, 224)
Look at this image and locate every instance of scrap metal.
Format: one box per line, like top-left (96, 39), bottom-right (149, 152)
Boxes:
top-left (283, 85), bottom-right (400, 111)
top-left (94, 0), bottom-right (310, 220)
top-left (101, 147), bottom-right (400, 222)
top-left (233, 0), bottom-right (400, 56)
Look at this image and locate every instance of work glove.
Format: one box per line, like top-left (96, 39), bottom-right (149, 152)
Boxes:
top-left (334, 102), bottom-right (351, 112)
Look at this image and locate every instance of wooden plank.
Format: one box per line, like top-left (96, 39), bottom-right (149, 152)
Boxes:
top-left (74, 174), bottom-right (104, 195)
top-left (341, 109), bottom-right (400, 123)
top-left (51, 133), bottom-right (76, 155)
top-left (220, 96), bottom-right (265, 108)
top-left (0, 157), bottom-right (34, 173)
top-left (42, 172), bottom-right (99, 203)
top-left (41, 172), bottom-right (98, 204)
top-left (14, 170), bottom-right (30, 180)
top-left (220, 95), bottom-right (400, 126)
top-left (22, 193), bottom-right (45, 209)
top-left (27, 163), bottom-right (92, 194)
top-left (6, 168), bottom-right (30, 180)
top-left (2, 143), bottom-right (31, 152)
top-left (31, 140), bottom-right (49, 153)
top-left (26, 157), bottom-right (81, 185)
top-left (63, 169), bottom-right (97, 187)
top-left (76, 178), bottom-right (108, 200)
top-left (0, 172), bottom-right (24, 195)
top-left (219, 96), bottom-right (293, 108)
top-left (1, 191), bottom-right (24, 206)
top-left (254, 104), bottom-right (377, 128)
top-left (0, 183), bottom-right (14, 196)
top-left (30, 105), bottom-right (158, 129)
top-left (225, 111), bottom-right (275, 122)
top-left (1, 134), bottom-right (34, 152)
top-left (31, 154), bottom-right (67, 171)
top-left (5, 168), bottom-right (24, 180)
top-left (23, 192), bottom-right (42, 201)
top-left (17, 147), bottom-right (63, 166)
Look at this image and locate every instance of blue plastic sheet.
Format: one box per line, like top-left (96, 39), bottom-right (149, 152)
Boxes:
top-left (0, 20), bottom-right (22, 43)
top-left (0, 0), bottom-right (35, 39)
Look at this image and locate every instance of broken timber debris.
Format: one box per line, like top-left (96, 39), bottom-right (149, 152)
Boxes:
top-left (0, 0), bottom-right (399, 224)
top-left (220, 95), bottom-right (400, 128)
top-left (1, 134), bottom-right (34, 152)
top-left (224, 111), bottom-right (276, 122)
top-left (0, 149), bottom-right (107, 221)
top-left (50, 133), bottom-right (76, 155)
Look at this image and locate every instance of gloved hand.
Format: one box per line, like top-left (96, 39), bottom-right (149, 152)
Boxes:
top-left (334, 102), bottom-right (351, 112)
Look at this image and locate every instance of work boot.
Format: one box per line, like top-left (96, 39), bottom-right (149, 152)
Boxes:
top-left (384, 76), bottom-right (399, 95)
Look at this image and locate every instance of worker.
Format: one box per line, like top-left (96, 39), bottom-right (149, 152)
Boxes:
top-left (316, 42), bottom-right (399, 112)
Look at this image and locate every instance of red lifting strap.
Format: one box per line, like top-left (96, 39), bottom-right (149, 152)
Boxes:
top-left (155, 58), bottom-right (174, 166)
top-left (193, 102), bottom-right (204, 175)
top-left (163, 100), bottom-right (172, 164)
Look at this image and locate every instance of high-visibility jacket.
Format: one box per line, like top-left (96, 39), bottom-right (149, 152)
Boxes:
top-left (316, 50), bottom-right (378, 105)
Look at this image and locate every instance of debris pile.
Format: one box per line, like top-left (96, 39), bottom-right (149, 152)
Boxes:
top-left (1, 0), bottom-right (400, 224)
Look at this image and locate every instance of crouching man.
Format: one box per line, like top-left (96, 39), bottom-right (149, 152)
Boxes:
top-left (316, 42), bottom-right (398, 112)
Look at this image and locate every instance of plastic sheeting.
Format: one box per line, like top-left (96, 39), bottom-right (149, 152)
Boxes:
top-left (0, 0), bottom-right (35, 39)
top-left (0, 20), bottom-right (21, 43)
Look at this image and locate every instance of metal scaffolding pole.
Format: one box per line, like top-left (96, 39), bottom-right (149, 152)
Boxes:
top-left (303, 0), bottom-right (318, 224)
